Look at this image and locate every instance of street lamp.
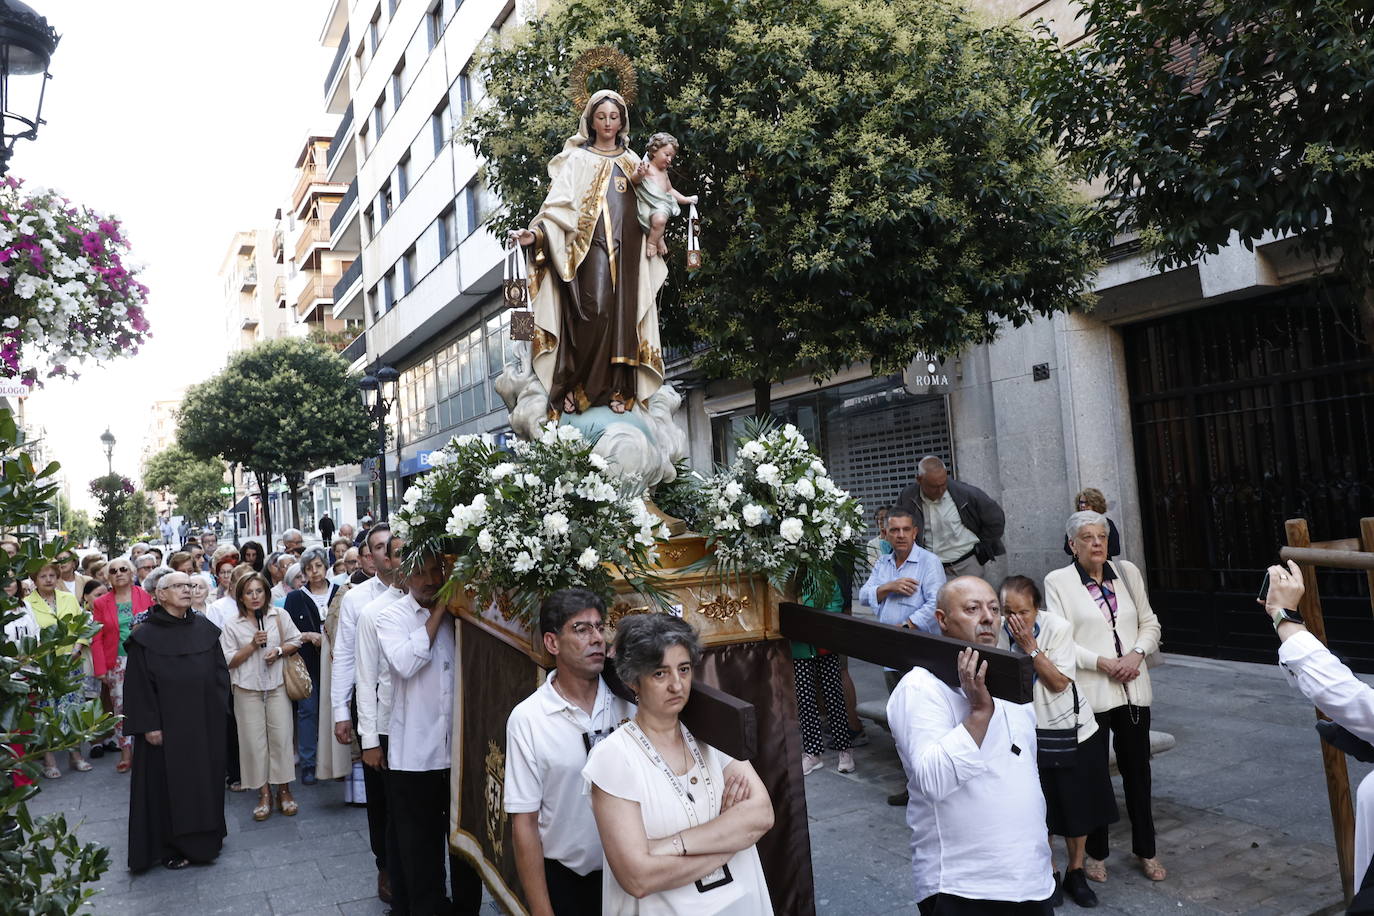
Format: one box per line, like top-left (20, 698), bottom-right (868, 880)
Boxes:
top-left (98, 426), bottom-right (114, 475)
top-left (0, 1), bottom-right (58, 176)
top-left (358, 364), bottom-right (399, 522)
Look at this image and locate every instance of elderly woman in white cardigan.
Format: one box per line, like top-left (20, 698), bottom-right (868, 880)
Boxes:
top-left (1045, 510), bottom-right (1165, 886)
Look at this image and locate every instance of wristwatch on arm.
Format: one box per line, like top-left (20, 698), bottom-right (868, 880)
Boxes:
top-left (1270, 607), bottom-right (1303, 630)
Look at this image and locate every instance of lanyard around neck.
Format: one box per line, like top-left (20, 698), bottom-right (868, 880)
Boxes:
top-left (624, 720), bottom-right (715, 824)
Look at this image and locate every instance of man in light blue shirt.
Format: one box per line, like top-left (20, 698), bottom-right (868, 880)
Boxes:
top-left (859, 507), bottom-right (945, 648)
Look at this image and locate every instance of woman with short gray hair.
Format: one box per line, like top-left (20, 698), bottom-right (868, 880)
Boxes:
top-left (582, 614), bottom-right (775, 913)
top-left (1045, 509), bottom-right (1165, 885)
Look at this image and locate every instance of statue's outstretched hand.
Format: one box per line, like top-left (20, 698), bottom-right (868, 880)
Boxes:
top-left (508, 229), bottom-right (535, 247)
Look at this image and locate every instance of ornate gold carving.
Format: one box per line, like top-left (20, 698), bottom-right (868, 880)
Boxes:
top-left (484, 740), bottom-right (507, 859)
top-left (608, 601), bottom-right (651, 629)
top-left (570, 47), bottom-right (638, 112)
top-left (532, 327), bottom-right (557, 358)
top-left (569, 158), bottom-right (613, 275)
top-left (697, 594), bottom-right (750, 622)
top-left (662, 546), bottom-right (686, 562)
top-left (637, 339), bottom-right (664, 374)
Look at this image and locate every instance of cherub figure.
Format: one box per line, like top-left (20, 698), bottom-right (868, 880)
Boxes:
top-left (633, 132), bottom-right (698, 259)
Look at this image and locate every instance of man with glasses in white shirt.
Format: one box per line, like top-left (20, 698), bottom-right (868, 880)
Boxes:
top-left (377, 550), bottom-right (482, 915)
top-left (505, 589), bottom-right (631, 916)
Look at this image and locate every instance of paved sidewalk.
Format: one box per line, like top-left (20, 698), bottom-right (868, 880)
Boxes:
top-left (27, 647), bottom-right (1362, 914)
top-left (811, 652), bottom-right (1359, 915)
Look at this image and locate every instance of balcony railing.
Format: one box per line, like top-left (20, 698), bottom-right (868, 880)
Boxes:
top-left (273, 276), bottom-right (286, 303)
top-left (239, 264), bottom-right (258, 291)
top-left (322, 25), bottom-right (349, 96)
top-left (341, 331), bottom-right (366, 363)
top-left (333, 257), bottom-right (362, 301)
top-left (295, 275), bottom-right (334, 317)
top-left (272, 230), bottom-right (284, 263)
top-left (293, 219), bottom-right (331, 265)
top-left (330, 178), bottom-right (358, 236)
top-left (291, 159), bottom-right (330, 212)
top-left (328, 102), bottom-right (354, 169)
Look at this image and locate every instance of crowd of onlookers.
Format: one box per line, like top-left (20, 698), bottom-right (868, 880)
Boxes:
top-left (0, 452), bottom-right (1173, 915)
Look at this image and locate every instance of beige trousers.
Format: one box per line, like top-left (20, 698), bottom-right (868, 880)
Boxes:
top-left (233, 685), bottom-right (294, 789)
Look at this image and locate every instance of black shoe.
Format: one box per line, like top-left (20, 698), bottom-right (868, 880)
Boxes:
top-left (1316, 721), bottom-right (1374, 763)
top-left (1050, 871), bottom-right (1063, 908)
top-left (886, 790), bottom-right (908, 806)
top-left (162, 856), bottom-right (191, 870)
top-left (89, 745), bottom-right (105, 759)
top-left (1064, 869), bottom-right (1098, 908)
top-left (301, 767), bottom-right (317, 786)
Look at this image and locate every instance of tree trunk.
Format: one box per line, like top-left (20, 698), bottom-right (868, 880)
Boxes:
top-left (287, 477), bottom-right (301, 531)
top-left (752, 377), bottom-right (772, 419)
top-left (255, 470), bottom-right (273, 550)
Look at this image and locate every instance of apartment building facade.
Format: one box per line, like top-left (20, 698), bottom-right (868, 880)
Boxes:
top-left (317, 0), bottom-right (522, 522)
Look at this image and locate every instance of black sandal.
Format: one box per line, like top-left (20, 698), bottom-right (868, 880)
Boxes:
top-left (162, 856), bottom-right (190, 870)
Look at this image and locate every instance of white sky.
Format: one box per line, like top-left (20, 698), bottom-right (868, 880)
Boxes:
top-left (18, 1), bottom-right (331, 512)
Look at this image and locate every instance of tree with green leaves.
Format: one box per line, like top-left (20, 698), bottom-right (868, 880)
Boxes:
top-left (0, 410), bottom-right (115, 911)
top-left (464, 0), bottom-right (1101, 414)
top-left (177, 337), bottom-right (374, 548)
top-left (88, 473), bottom-right (136, 557)
top-left (143, 445), bottom-right (228, 527)
top-left (1032, 0), bottom-right (1374, 344)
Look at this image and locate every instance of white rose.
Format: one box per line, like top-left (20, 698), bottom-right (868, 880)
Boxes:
top-left (794, 478), bottom-right (816, 501)
top-left (779, 517), bottom-right (805, 544)
top-left (739, 441), bottom-right (765, 461)
top-left (742, 504), bottom-right (765, 527)
top-left (513, 551), bottom-right (536, 573)
top-left (810, 459), bottom-right (827, 475)
top-left (723, 480), bottom-right (744, 502)
top-left (840, 524), bottom-right (853, 540)
top-left (539, 423), bottom-right (560, 445)
top-left (783, 424), bottom-right (803, 441)
top-left (477, 529), bottom-right (495, 552)
top-left (816, 476), bottom-right (837, 494)
top-left (588, 453), bottom-right (610, 471)
top-left (557, 424), bottom-right (583, 442)
top-left (577, 547), bottom-right (600, 569)
top-left (522, 473), bottom-right (542, 487)
top-left (490, 462), bottom-right (516, 479)
top-left (543, 511), bottom-right (570, 536)
top-left (755, 463), bottom-right (781, 487)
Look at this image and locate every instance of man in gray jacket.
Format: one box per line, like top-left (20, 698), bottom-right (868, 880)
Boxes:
top-left (894, 456), bottom-right (1006, 579)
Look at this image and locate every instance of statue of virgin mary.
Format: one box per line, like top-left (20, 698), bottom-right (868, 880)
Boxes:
top-left (511, 88), bottom-right (669, 418)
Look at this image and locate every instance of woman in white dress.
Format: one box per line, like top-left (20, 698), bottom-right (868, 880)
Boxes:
top-left (583, 614), bottom-right (774, 915)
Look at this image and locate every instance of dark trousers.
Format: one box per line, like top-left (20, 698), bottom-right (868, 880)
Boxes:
top-left (918, 894), bottom-right (1053, 915)
top-left (1087, 704), bottom-right (1156, 860)
top-left (385, 767), bottom-right (482, 916)
top-left (225, 705), bottom-right (240, 785)
top-left (364, 735), bottom-right (389, 872)
top-left (543, 859), bottom-right (601, 916)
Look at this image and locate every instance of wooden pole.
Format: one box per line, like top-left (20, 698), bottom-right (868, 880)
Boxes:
top-left (1360, 518), bottom-right (1374, 603)
top-left (1285, 518), bottom-right (1356, 904)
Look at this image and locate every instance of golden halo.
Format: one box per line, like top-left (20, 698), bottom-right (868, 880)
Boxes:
top-left (570, 46), bottom-right (638, 112)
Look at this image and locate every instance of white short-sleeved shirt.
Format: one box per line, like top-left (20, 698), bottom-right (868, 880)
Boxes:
top-left (504, 673), bottom-right (632, 875)
top-left (996, 612), bottom-right (1098, 743)
top-left (582, 722), bottom-right (773, 915)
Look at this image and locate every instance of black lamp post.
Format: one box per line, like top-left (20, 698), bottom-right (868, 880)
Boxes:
top-left (99, 426), bottom-right (114, 475)
top-left (0, 1), bottom-right (58, 176)
top-left (358, 365), bottom-right (399, 522)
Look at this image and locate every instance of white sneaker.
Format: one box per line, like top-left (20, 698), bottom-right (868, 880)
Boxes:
top-left (801, 753), bottom-right (824, 775)
top-left (837, 751), bottom-right (856, 773)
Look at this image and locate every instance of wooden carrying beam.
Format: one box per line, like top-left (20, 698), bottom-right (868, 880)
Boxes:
top-left (779, 602), bottom-right (1034, 704)
top-left (602, 659), bottom-right (758, 761)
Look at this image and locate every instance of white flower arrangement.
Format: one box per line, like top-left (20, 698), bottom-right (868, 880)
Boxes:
top-left (446, 421), bottom-right (668, 628)
top-left (696, 418), bottom-right (864, 598)
top-left (0, 179), bottom-right (150, 383)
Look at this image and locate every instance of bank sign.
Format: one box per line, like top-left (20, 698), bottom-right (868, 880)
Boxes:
top-left (399, 450), bottom-right (437, 477)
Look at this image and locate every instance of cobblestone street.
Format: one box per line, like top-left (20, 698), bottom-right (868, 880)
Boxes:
top-left (29, 648), bottom-right (1358, 915)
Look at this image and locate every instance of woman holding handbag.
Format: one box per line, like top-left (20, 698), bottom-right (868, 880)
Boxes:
top-left (999, 575), bottom-right (1117, 908)
top-left (219, 571), bottom-right (303, 821)
top-left (1044, 510), bottom-right (1166, 886)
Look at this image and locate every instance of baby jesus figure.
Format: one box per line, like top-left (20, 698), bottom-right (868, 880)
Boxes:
top-left (633, 132), bottom-right (698, 259)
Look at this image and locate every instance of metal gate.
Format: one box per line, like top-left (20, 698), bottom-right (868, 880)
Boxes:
top-left (1125, 285), bottom-right (1374, 666)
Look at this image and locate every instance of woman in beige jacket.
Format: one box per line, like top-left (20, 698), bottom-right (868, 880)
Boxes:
top-left (219, 572), bottom-right (303, 822)
top-left (1045, 510), bottom-right (1165, 886)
